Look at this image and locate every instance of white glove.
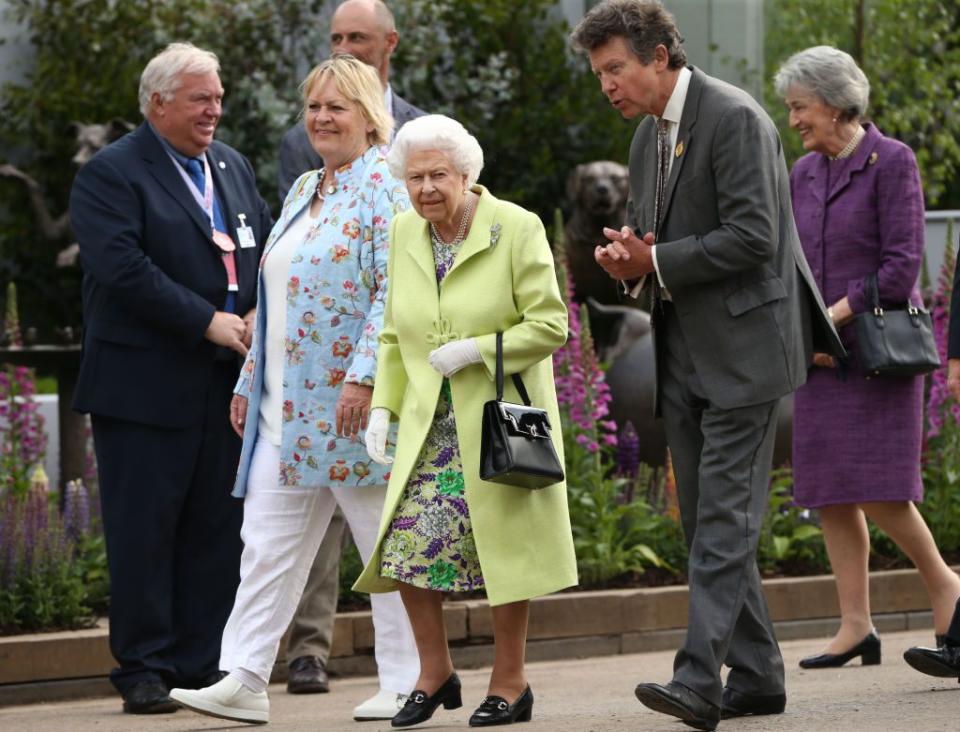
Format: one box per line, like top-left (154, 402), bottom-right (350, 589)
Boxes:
top-left (364, 407), bottom-right (393, 465)
top-left (428, 338), bottom-right (482, 377)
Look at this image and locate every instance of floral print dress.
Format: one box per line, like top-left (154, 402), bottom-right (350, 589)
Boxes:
top-left (379, 236), bottom-right (485, 592)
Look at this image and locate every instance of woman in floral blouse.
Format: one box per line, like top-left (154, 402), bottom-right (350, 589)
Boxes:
top-left (356, 115), bottom-right (577, 728)
top-left (170, 56), bottom-right (418, 725)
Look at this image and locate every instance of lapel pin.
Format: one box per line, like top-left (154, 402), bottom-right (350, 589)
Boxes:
top-left (489, 223), bottom-right (502, 249)
top-left (218, 161), bottom-right (226, 169)
top-left (868, 152), bottom-right (878, 165)
top-left (675, 140), bottom-right (684, 158)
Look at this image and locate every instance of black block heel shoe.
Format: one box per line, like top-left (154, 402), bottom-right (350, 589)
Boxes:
top-left (392, 673), bottom-right (462, 728)
top-left (799, 630), bottom-right (881, 669)
top-left (469, 686), bottom-right (533, 727)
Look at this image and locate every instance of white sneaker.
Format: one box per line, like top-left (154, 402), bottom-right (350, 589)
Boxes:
top-left (170, 676), bottom-right (269, 724)
top-left (353, 688), bottom-right (409, 721)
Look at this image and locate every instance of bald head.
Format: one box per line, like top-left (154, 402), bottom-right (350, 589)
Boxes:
top-left (331, 0), bottom-right (398, 88)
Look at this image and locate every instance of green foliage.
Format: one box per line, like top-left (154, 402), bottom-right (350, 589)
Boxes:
top-left (0, 0), bottom-right (327, 337)
top-left (0, 492), bottom-right (93, 633)
top-left (74, 530), bottom-right (110, 614)
top-left (389, 0), bottom-right (634, 221)
top-left (764, 0), bottom-right (960, 207)
top-left (338, 541), bottom-right (366, 610)
top-left (757, 468), bottom-right (827, 573)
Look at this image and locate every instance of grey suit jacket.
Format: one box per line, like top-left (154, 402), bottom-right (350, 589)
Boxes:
top-left (628, 67), bottom-right (843, 411)
top-left (276, 90), bottom-right (426, 202)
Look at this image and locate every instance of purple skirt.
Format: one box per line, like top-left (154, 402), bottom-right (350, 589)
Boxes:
top-left (792, 365), bottom-right (924, 508)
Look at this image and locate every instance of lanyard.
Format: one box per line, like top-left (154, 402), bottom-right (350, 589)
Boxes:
top-left (169, 151), bottom-right (216, 232)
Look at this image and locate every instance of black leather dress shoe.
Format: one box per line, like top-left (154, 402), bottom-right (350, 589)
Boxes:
top-left (469, 685), bottom-right (533, 727)
top-left (122, 681), bottom-right (179, 714)
top-left (392, 672), bottom-right (462, 728)
top-left (903, 644), bottom-right (960, 679)
top-left (720, 686), bottom-right (786, 719)
top-left (799, 630), bottom-right (881, 669)
top-left (287, 655), bottom-right (330, 694)
top-left (634, 681), bottom-right (720, 731)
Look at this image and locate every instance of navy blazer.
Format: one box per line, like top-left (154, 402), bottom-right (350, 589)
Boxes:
top-left (70, 123), bottom-right (272, 428)
top-left (276, 90), bottom-right (426, 202)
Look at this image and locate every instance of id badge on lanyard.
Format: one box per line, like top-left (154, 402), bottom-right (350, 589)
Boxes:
top-left (176, 153), bottom-right (239, 293)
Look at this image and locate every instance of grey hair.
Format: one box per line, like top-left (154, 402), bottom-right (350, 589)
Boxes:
top-left (387, 115), bottom-right (484, 186)
top-left (570, 0), bottom-right (687, 69)
top-left (139, 42), bottom-right (220, 117)
top-left (774, 46), bottom-right (870, 121)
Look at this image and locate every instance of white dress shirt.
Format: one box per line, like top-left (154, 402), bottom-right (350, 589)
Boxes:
top-left (628, 66), bottom-right (692, 299)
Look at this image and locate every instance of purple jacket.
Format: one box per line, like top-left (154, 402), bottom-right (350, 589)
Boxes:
top-left (790, 123), bottom-right (925, 332)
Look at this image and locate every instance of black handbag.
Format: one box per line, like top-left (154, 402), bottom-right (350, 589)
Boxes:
top-left (479, 332), bottom-right (564, 489)
top-left (853, 273), bottom-right (940, 378)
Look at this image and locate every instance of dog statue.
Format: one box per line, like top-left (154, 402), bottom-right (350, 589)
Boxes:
top-left (564, 160), bottom-right (629, 306)
top-left (0, 118), bottom-right (133, 266)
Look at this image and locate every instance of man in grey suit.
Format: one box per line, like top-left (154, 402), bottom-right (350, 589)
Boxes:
top-left (276, 0), bottom-right (425, 200)
top-left (275, 1), bottom-right (425, 718)
top-left (572, 2), bottom-right (842, 729)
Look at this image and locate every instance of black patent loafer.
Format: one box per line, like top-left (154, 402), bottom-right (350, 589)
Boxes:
top-left (469, 685), bottom-right (533, 726)
top-left (903, 644), bottom-right (960, 679)
top-left (720, 686), bottom-right (786, 719)
top-left (392, 672), bottom-right (462, 728)
top-left (635, 680), bottom-right (719, 731)
top-left (799, 630), bottom-right (881, 669)
top-left (122, 681), bottom-right (179, 714)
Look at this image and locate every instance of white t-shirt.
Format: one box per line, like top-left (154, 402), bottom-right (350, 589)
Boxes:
top-left (258, 205), bottom-right (319, 445)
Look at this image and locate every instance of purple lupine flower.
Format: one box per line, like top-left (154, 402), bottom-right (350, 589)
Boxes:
top-left (616, 421), bottom-right (640, 478)
top-left (63, 480), bottom-right (91, 541)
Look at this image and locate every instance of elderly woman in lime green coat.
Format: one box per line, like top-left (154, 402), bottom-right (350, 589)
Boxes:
top-left (355, 115), bottom-right (577, 728)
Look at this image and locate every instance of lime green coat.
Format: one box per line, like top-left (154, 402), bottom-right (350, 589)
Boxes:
top-left (354, 186), bottom-right (578, 606)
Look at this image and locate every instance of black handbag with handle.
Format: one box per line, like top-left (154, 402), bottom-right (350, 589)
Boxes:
top-left (853, 273), bottom-right (940, 378)
top-left (479, 332), bottom-right (564, 489)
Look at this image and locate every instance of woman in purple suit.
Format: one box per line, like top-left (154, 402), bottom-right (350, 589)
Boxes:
top-left (776, 46), bottom-right (960, 669)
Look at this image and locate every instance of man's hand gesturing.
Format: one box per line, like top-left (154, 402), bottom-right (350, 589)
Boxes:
top-left (594, 226), bottom-right (656, 281)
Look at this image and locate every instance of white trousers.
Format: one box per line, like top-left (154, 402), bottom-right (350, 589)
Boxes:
top-left (219, 440), bottom-right (419, 693)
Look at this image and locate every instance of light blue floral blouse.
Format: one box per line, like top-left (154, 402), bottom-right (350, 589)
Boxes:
top-left (232, 146), bottom-right (408, 495)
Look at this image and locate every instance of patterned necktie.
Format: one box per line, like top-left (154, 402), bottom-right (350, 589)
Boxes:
top-left (653, 117), bottom-right (670, 241)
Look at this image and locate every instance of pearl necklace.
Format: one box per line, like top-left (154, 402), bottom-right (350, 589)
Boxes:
top-left (315, 173), bottom-right (337, 199)
top-left (429, 196), bottom-right (473, 246)
top-left (831, 125), bottom-right (865, 160)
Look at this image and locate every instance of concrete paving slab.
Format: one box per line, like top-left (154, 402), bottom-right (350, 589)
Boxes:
top-left (0, 627), bottom-right (956, 731)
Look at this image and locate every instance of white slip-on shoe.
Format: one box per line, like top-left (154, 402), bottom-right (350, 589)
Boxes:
top-left (353, 687), bottom-right (409, 721)
top-left (170, 676), bottom-right (269, 724)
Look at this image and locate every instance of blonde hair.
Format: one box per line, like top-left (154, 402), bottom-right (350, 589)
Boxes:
top-left (301, 55), bottom-right (392, 146)
top-left (139, 42), bottom-right (220, 117)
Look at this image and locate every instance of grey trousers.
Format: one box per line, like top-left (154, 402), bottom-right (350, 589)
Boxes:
top-left (658, 303), bottom-right (785, 706)
top-left (284, 507), bottom-right (348, 664)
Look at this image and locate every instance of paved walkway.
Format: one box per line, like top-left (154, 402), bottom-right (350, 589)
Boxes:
top-left (1, 628), bottom-right (957, 731)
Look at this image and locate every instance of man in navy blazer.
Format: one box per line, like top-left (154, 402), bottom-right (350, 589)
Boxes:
top-left (276, 0), bottom-right (425, 201)
top-left (70, 42), bottom-right (271, 715)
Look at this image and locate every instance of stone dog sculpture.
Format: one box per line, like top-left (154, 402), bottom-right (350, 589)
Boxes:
top-left (0, 119), bottom-right (133, 267)
top-left (564, 160), bottom-right (629, 306)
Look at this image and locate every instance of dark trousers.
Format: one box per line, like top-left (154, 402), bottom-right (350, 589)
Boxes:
top-left (91, 362), bottom-right (243, 693)
top-left (657, 303), bottom-right (785, 706)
